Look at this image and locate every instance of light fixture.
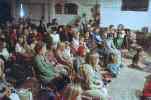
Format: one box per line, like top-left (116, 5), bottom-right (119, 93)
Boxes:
top-left (20, 3), bottom-right (24, 18)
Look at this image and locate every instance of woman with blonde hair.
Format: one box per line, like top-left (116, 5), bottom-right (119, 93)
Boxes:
top-left (63, 83), bottom-right (82, 100)
top-left (80, 52), bottom-right (109, 100)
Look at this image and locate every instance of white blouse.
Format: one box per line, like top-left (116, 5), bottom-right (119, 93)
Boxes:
top-left (15, 43), bottom-right (26, 53)
top-left (50, 33), bottom-right (60, 48)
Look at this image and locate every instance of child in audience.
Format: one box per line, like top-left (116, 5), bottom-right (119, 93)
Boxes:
top-left (50, 31), bottom-right (60, 49)
top-left (15, 36), bottom-right (26, 54)
top-left (81, 52), bottom-right (109, 100)
top-left (74, 45), bottom-right (86, 73)
top-left (72, 31), bottom-right (80, 51)
top-left (107, 53), bottom-right (120, 77)
top-left (63, 41), bottom-right (73, 62)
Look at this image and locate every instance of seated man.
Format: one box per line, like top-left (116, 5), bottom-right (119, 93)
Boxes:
top-left (34, 42), bottom-right (69, 91)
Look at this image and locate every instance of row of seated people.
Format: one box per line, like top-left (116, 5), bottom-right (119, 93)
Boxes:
top-left (0, 21), bottom-right (132, 100)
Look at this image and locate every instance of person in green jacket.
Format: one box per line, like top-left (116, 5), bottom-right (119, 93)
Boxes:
top-left (34, 42), bottom-right (59, 83)
top-left (114, 32), bottom-right (124, 49)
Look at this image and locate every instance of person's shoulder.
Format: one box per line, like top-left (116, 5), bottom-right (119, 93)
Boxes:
top-left (35, 55), bottom-right (41, 60)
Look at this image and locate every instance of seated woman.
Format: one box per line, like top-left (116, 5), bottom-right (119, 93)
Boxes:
top-left (45, 42), bottom-right (68, 75)
top-left (45, 43), bottom-right (58, 66)
top-left (80, 52), bottom-right (109, 100)
top-left (50, 31), bottom-right (60, 49)
top-left (55, 42), bottom-right (73, 69)
top-left (107, 53), bottom-right (120, 77)
top-left (63, 41), bottom-right (73, 63)
top-left (61, 83), bottom-right (82, 100)
top-left (72, 31), bottom-right (80, 52)
top-left (34, 42), bottom-right (59, 82)
top-left (105, 34), bottom-right (123, 67)
top-left (34, 42), bottom-right (69, 91)
top-left (15, 36), bottom-right (26, 54)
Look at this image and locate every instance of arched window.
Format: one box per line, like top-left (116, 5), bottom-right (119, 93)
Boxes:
top-left (64, 3), bottom-right (78, 15)
top-left (55, 3), bottom-right (63, 14)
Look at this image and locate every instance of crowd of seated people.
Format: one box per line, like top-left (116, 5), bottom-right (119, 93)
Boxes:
top-left (0, 17), bottom-right (135, 100)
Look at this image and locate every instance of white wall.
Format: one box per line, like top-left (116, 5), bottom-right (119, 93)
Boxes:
top-left (52, 0), bottom-right (94, 25)
top-left (14, 0), bottom-right (95, 25)
top-left (100, 0), bottom-right (151, 31)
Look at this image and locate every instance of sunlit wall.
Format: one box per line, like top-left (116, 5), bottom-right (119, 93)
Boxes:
top-left (100, 0), bottom-right (151, 31)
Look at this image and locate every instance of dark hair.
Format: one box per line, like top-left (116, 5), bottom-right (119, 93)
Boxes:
top-left (107, 33), bottom-right (114, 38)
top-left (57, 25), bottom-right (64, 32)
top-left (0, 55), bottom-right (6, 63)
top-left (137, 48), bottom-right (143, 54)
top-left (0, 87), bottom-right (6, 93)
top-left (34, 42), bottom-right (43, 54)
top-left (109, 53), bottom-right (116, 63)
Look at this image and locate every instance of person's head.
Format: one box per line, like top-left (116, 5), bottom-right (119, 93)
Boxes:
top-left (19, 24), bottom-right (24, 29)
top-left (63, 84), bottom-right (82, 100)
top-left (57, 42), bottom-right (65, 51)
top-left (23, 28), bottom-right (29, 35)
top-left (27, 26), bottom-right (32, 31)
top-left (12, 28), bottom-right (16, 33)
top-left (90, 27), bottom-right (95, 32)
top-left (125, 28), bottom-right (131, 35)
top-left (86, 52), bottom-right (99, 66)
top-left (57, 26), bottom-right (64, 32)
top-left (90, 52), bottom-right (99, 66)
top-left (107, 33), bottom-right (114, 40)
top-left (65, 41), bottom-right (70, 48)
top-left (39, 20), bottom-right (44, 25)
top-left (79, 37), bottom-right (84, 45)
top-left (18, 36), bottom-right (24, 44)
top-left (35, 42), bottom-right (46, 55)
top-left (73, 31), bottom-right (80, 39)
top-left (46, 42), bottom-right (53, 51)
top-left (109, 53), bottom-right (116, 64)
top-left (117, 24), bottom-right (124, 31)
top-left (109, 25), bottom-right (114, 30)
top-left (85, 31), bottom-right (90, 39)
